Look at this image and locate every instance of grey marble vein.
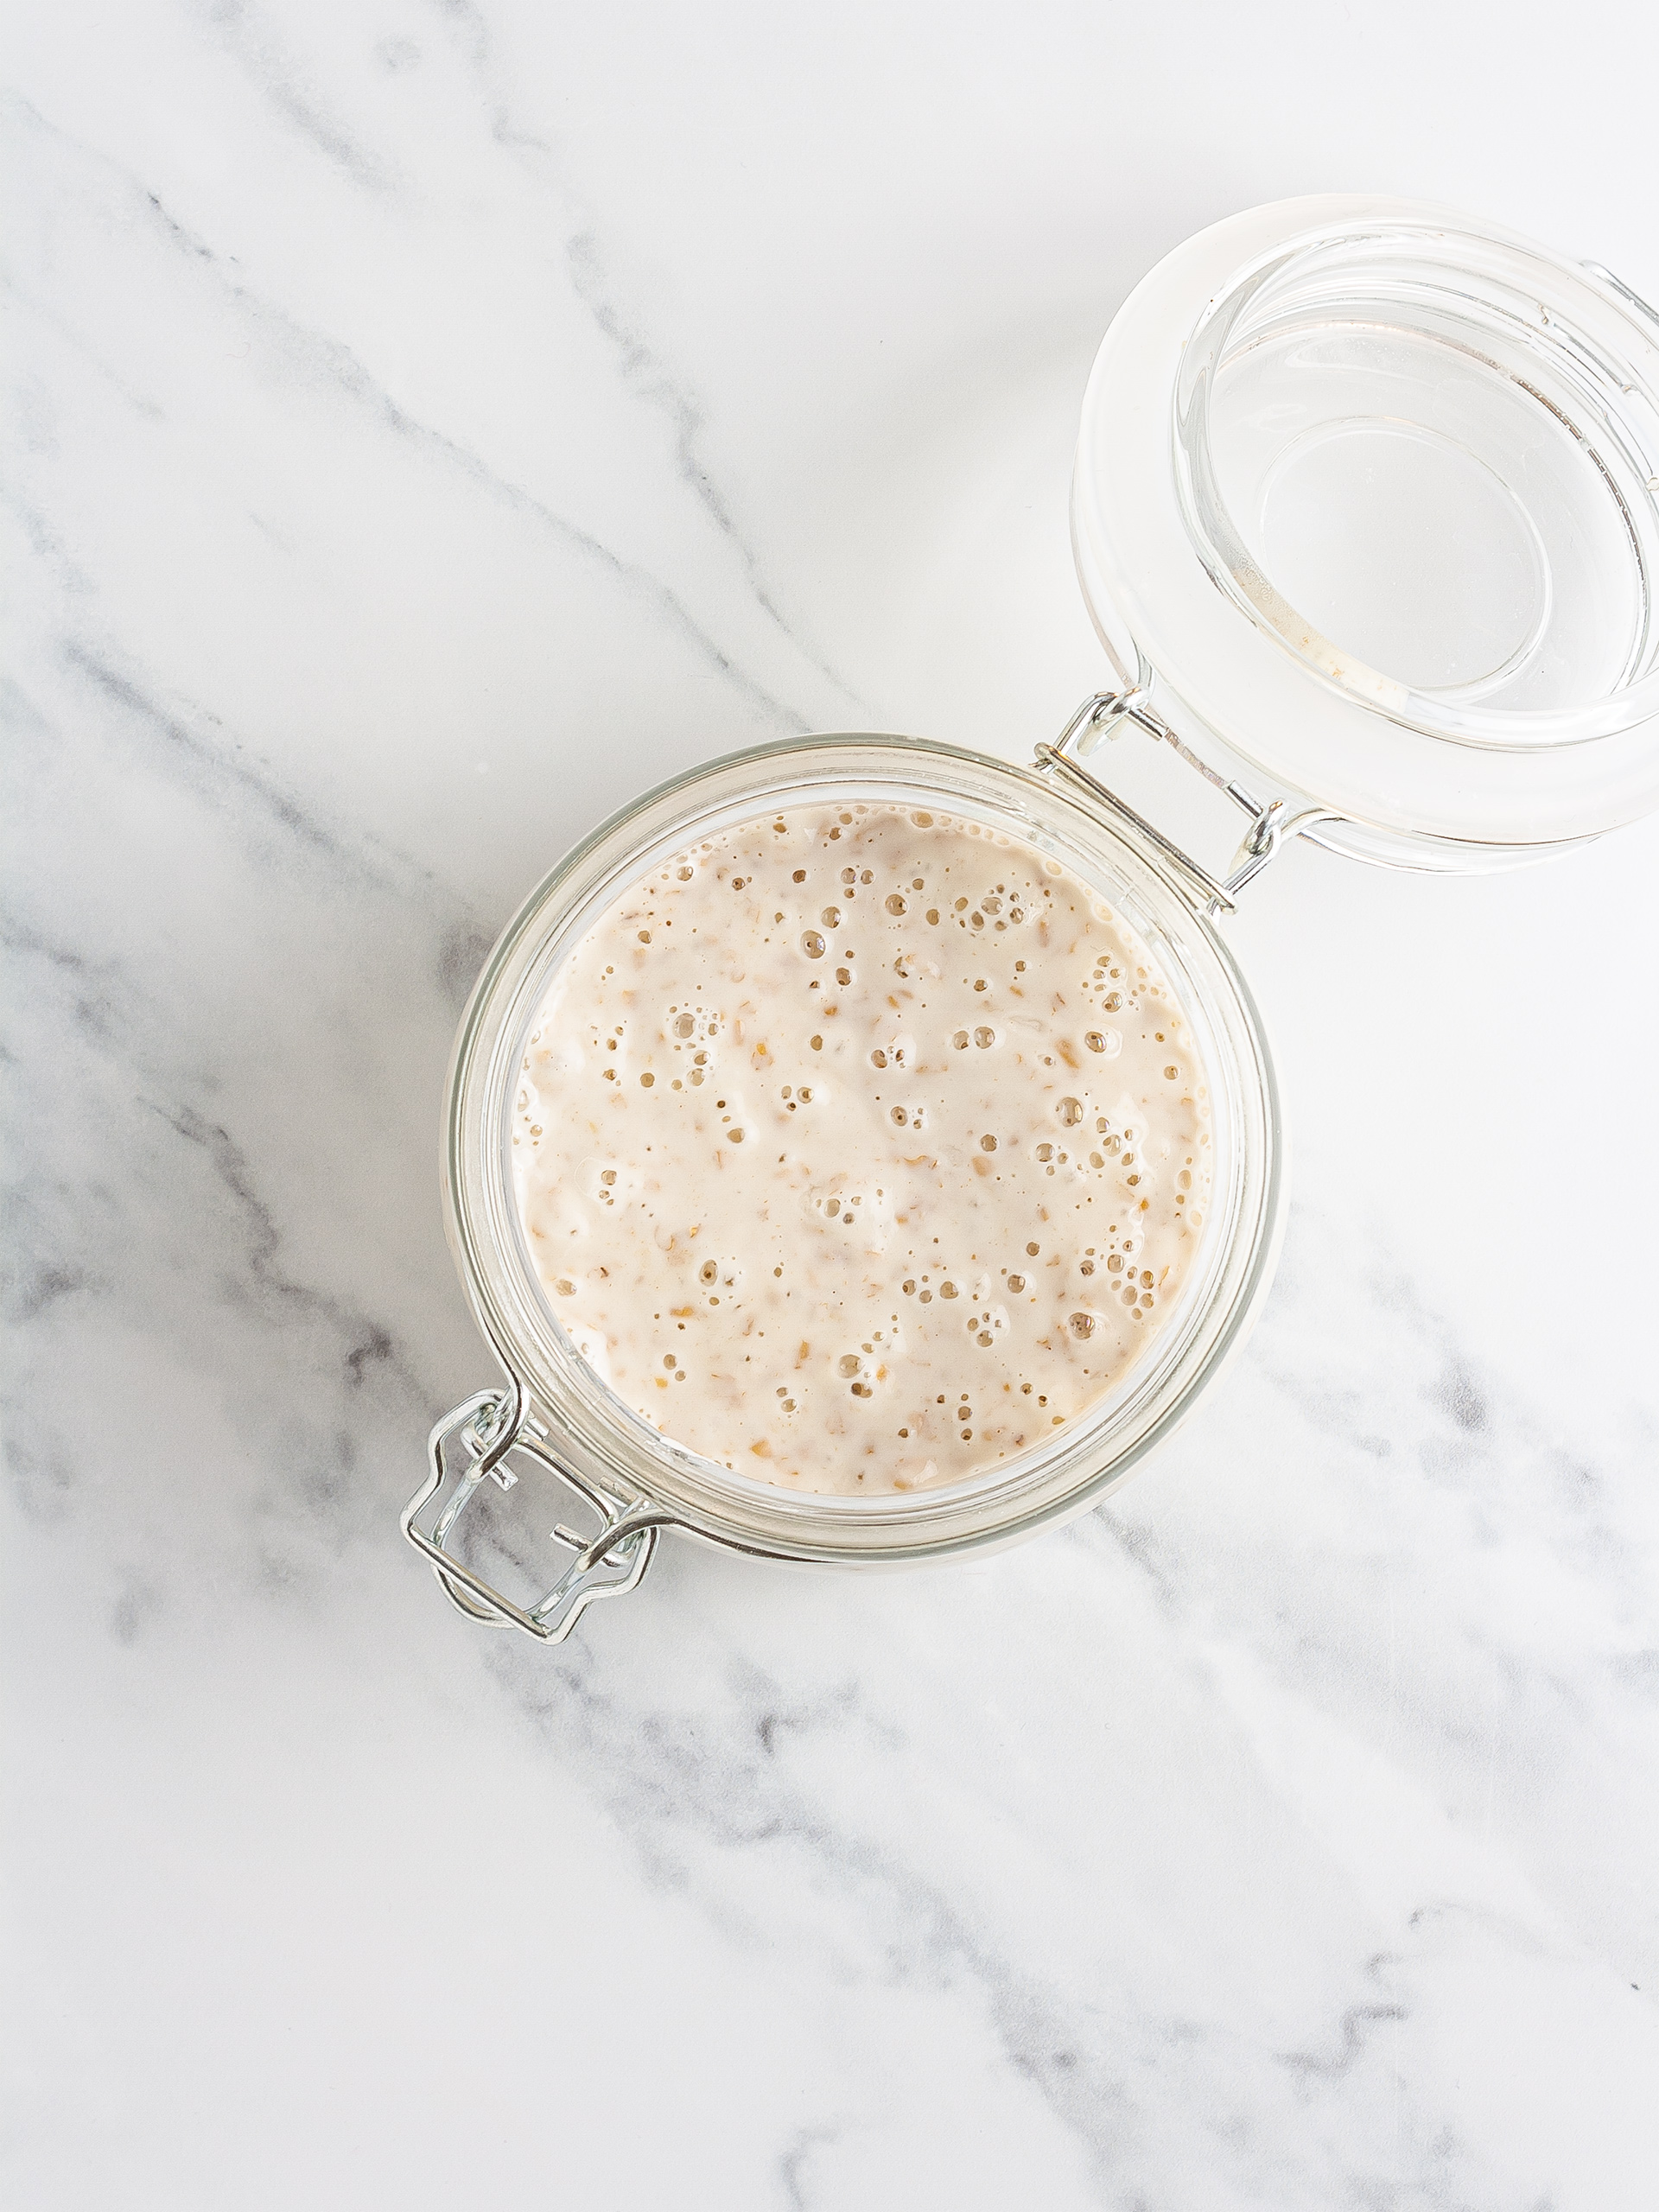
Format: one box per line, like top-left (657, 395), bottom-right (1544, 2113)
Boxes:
top-left (564, 227), bottom-right (874, 721)
top-left (408, 2), bottom-right (872, 721)
top-left (4, 92), bottom-right (810, 738)
top-left (202, 0), bottom-right (399, 194)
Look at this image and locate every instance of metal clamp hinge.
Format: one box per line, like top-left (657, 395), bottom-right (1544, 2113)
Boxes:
top-left (1034, 691), bottom-right (1344, 915)
top-left (403, 1382), bottom-right (668, 1643)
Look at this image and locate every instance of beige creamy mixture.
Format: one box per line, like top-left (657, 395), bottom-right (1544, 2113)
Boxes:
top-left (512, 803), bottom-right (1211, 1494)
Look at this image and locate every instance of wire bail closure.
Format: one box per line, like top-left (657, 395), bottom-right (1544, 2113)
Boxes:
top-left (403, 1384), bottom-right (667, 1642)
top-left (1035, 691), bottom-right (1344, 916)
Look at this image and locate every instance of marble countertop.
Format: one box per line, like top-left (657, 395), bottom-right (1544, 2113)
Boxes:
top-left (6, 5), bottom-right (1659, 2205)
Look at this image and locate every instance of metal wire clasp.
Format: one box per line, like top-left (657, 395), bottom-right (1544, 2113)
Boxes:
top-left (403, 1384), bottom-right (668, 1643)
top-left (1034, 691), bottom-right (1343, 915)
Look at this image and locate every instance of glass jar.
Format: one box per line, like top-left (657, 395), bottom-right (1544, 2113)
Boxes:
top-left (405, 196), bottom-right (1659, 1643)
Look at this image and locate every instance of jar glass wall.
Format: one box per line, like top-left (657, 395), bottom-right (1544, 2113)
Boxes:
top-left (442, 734), bottom-right (1284, 1566)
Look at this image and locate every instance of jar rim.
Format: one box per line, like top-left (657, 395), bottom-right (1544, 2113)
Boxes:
top-left (442, 731), bottom-right (1285, 1564)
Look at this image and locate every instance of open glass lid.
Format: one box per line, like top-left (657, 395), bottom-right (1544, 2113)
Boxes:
top-left (1071, 196), bottom-right (1659, 868)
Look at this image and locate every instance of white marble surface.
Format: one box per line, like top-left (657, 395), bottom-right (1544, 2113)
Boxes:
top-left (5, 5), bottom-right (1659, 2204)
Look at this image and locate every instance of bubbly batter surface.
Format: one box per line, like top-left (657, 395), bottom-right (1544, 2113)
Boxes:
top-left (513, 804), bottom-right (1211, 1493)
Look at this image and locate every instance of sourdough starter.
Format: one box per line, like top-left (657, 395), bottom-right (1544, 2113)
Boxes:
top-left (512, 804), bottom-right (1211, 1493)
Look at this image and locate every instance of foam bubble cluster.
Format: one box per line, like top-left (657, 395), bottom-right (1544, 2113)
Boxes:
top-left (512, 803), bottom-right (1212, 1494)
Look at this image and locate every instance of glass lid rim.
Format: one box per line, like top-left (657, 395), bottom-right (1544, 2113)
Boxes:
top-left (1072, 193), bottom-right (1659, 848)
top-left (1173, 207), bottom-right (1659, 752)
